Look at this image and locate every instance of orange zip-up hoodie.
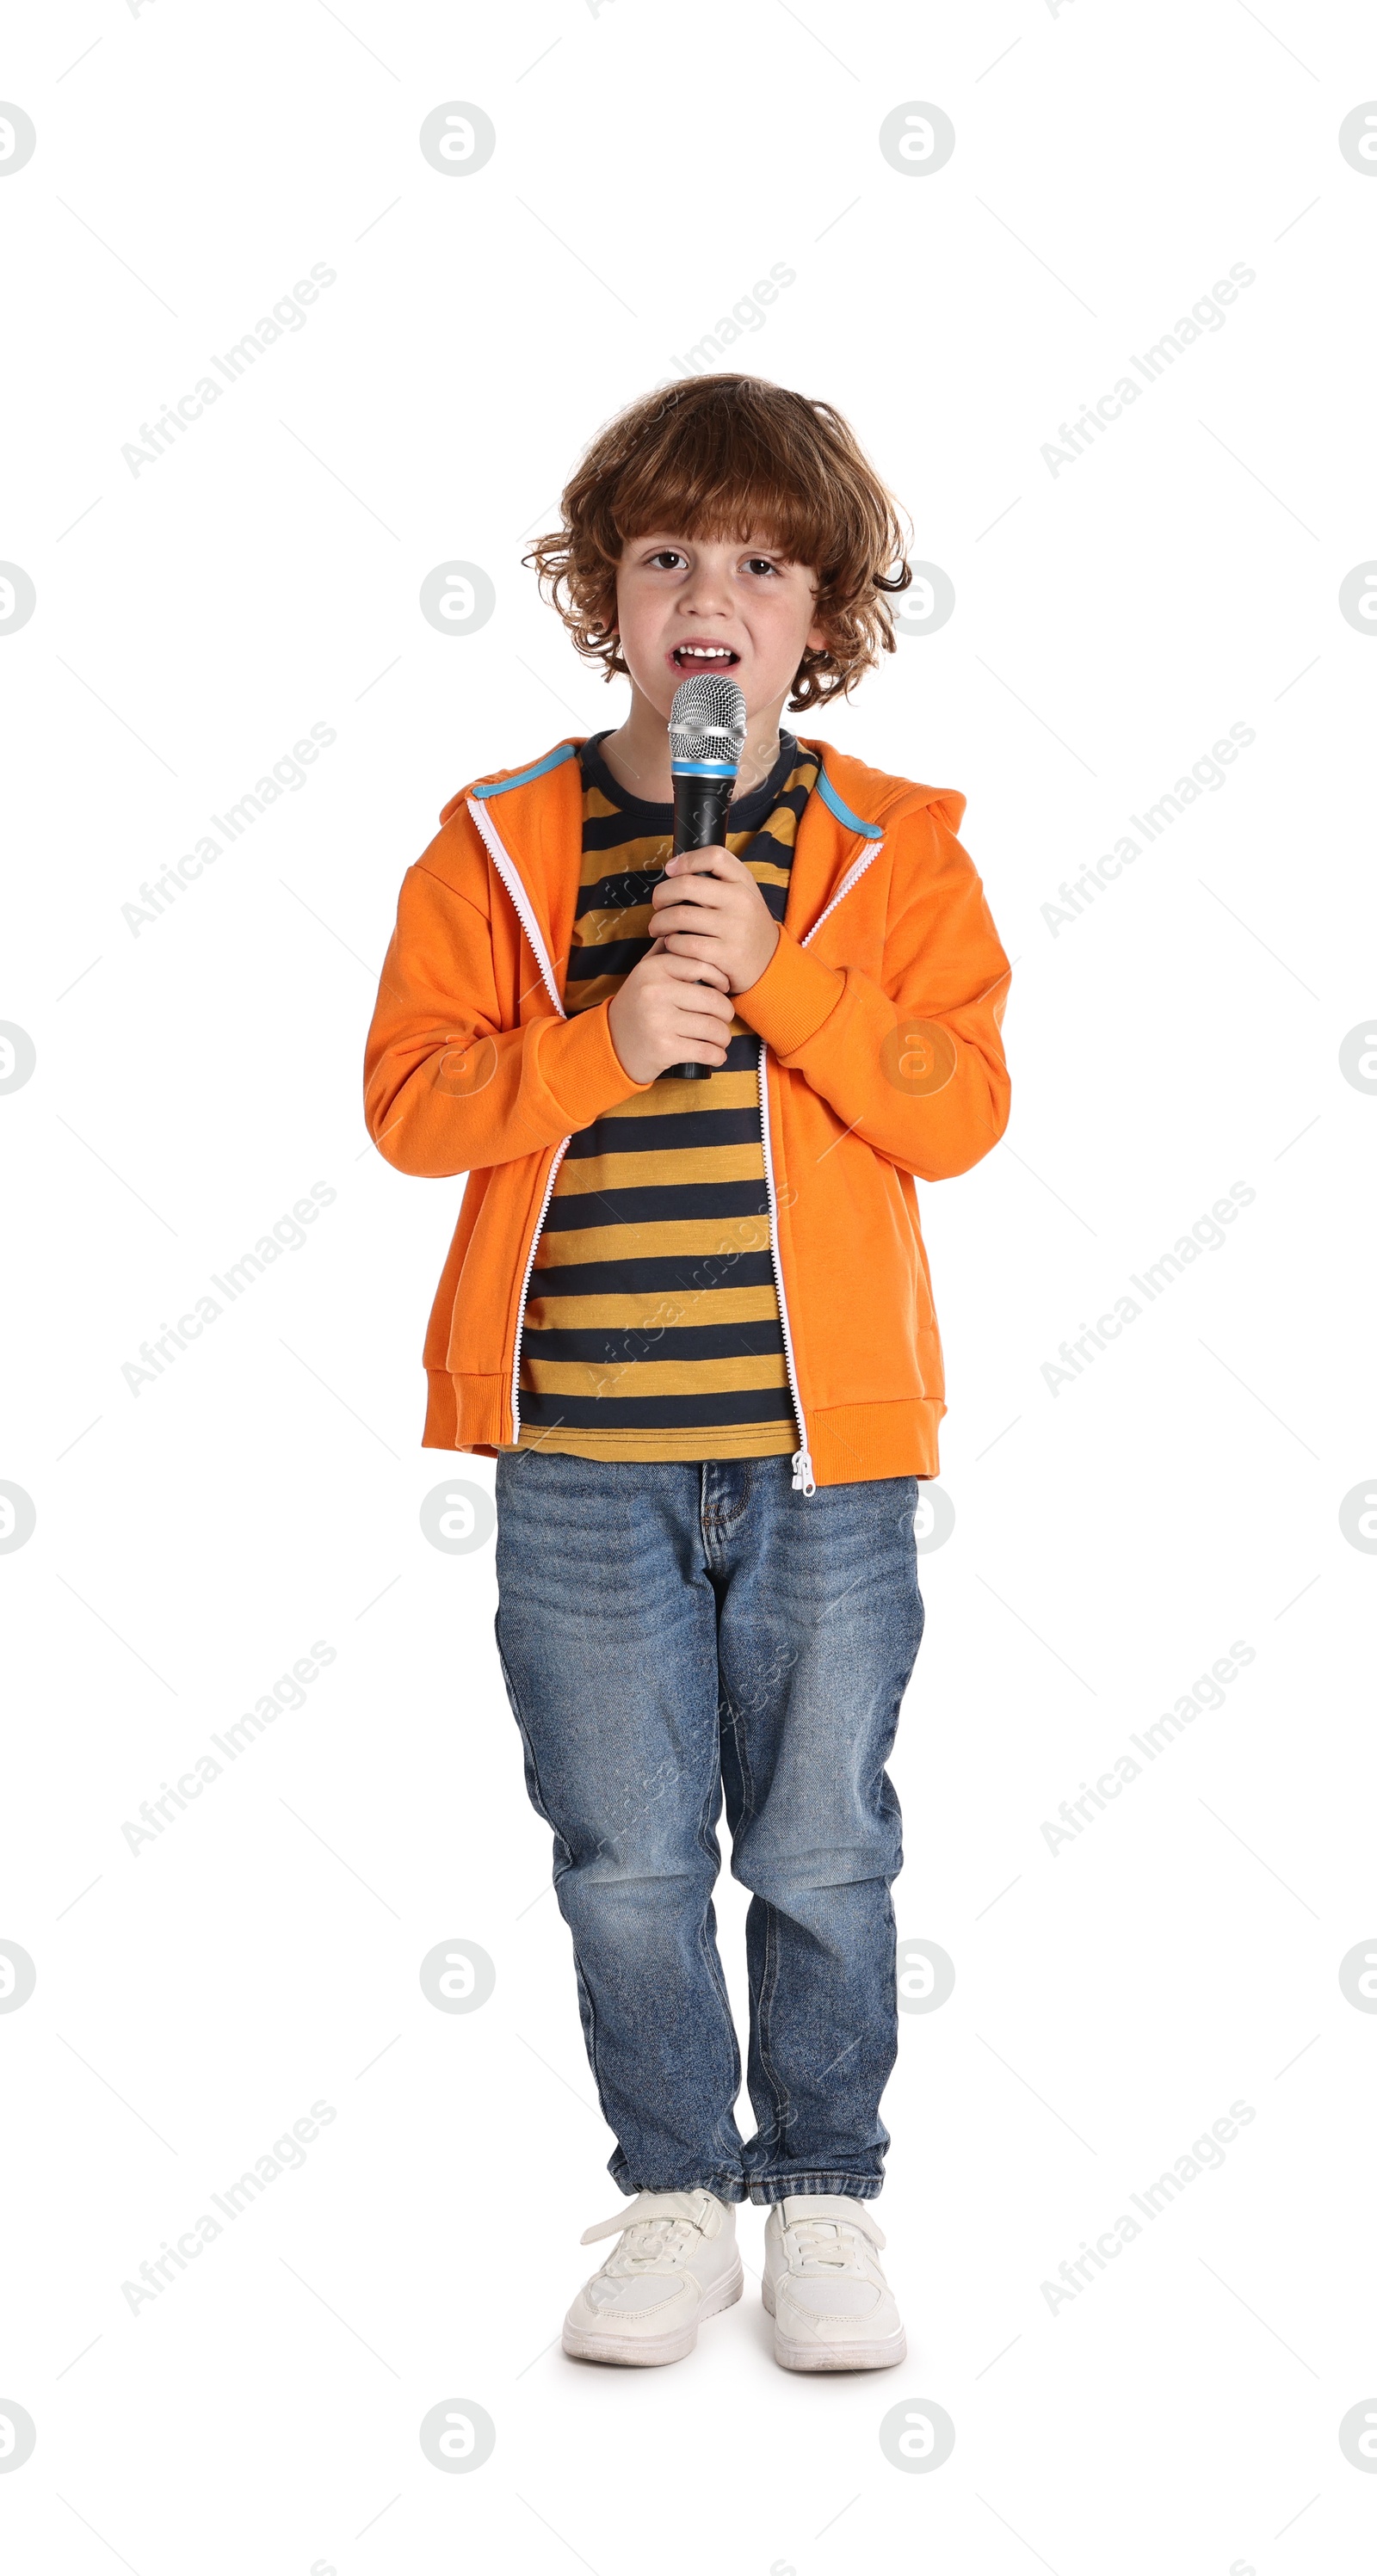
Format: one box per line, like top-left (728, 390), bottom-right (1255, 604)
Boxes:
top-left (363, 736), bottom-right (1011, 1489)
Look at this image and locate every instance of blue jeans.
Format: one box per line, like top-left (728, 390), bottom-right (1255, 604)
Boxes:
top-left (493, 1452), bottom-right (923, 2204)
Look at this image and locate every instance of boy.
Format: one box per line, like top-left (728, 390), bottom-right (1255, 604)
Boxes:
top-left (364, 373), bottom-right (1010, 2372)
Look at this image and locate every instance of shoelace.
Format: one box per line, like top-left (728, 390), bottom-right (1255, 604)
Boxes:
top-left (602, 2216), bottom-right (701, 2277)
top-left (787, 2217), bottom-right (871, 2276)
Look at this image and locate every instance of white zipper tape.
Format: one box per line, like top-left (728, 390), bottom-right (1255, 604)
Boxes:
top-left (757, 835), bottom-right (885, 1495)
top-left (466, 796), bottom-right (570, 1443)
top-left (467, 797), bottom-right (567, 1019)
top-left (801, 841), bottom-right (883, 950)
top-left (756, 1041), bottom-right (814, 1494)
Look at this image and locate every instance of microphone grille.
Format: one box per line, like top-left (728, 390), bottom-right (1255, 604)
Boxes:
top-left (669, 669), bottom-right (748, 767)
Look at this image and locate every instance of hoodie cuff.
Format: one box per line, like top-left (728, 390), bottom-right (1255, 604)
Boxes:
top-left (734, 927), bottom-right (845, 1058)
top-left (539, 1000), bottom-right (653, 1127)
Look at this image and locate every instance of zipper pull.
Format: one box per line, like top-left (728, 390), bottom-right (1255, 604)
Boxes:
top-left (791, 1449), bottom-right (816, 1498)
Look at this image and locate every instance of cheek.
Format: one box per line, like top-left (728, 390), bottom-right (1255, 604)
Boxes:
top-left (613, 581), bottom-right (661, 651)
top-left (761, 591), bottom-right (823, 659)
top-left (614, 589), bottom-right (645, 654)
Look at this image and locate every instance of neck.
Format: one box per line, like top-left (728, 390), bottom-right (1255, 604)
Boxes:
top-left (599, 682), bottom-right (789, 806)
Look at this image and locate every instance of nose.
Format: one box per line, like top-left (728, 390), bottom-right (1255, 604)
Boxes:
top-left (679, 556), bottom-right (735, 619)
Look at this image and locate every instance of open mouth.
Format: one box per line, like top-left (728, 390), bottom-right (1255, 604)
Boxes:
top-left (670, 643), bottom-right (741, 670)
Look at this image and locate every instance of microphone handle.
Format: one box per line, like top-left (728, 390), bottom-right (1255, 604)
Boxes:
top-left (663, 771), bottom-right (738, 1081)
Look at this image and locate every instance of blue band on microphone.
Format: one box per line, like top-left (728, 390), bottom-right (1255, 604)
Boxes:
top-left (670, 757), bottom-right (739, 778)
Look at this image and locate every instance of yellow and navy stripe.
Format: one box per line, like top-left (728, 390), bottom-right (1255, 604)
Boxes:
top-left (515, 730), bottom-right (818, 1461)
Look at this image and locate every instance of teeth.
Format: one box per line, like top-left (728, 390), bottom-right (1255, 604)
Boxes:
top-left (677, 645), bottom-right (735, 659)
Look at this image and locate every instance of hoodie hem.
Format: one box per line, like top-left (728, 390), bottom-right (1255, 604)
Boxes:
top-left (421, 1374), bottom-right (944, 1484)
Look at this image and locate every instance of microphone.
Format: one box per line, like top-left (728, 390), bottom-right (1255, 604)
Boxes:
top-left (662, 668), bottom-right (749, 1081)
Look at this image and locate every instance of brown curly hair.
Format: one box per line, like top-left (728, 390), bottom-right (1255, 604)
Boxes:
top-left (523, 374), bottom-right (913, 712)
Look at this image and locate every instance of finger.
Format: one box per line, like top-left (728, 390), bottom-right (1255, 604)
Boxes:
top-left (658, 950), bottom-right (732, 990)
top-left (668, 982), bottom-right (736, 1022)
top-left (661, 847), bottom-right (743, 879)
top-left (651, 898), bottom-right (732, 940)
top-left (670, 1007), bottom-right (735, 1044)
top-left (651, 873), bottom-right (730, 914)
top-left (661, 931), bottom-right (732, 965)
top-left (664, 1039), bottom-right (730, 1066)
top-left (655, 923), bottom-right (731, 960)
top-left (656, 928), bottom-right (734, 962)
top-left (677, 987), bottom-right (737, 1020)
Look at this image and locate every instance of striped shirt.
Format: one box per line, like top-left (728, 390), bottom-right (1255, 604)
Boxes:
top-left (513, 729), bottom-right (819, 1462)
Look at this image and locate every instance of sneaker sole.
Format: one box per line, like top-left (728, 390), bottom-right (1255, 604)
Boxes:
top-left (562, 2258), bottom-right (744, 2368)
top-left (763, 2275), bottom-right (907, 2373)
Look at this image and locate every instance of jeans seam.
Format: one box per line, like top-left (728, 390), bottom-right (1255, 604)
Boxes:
top-left (692, 1770), bottom-right (742, 2143)
top-left (700, 1456), bottom-right (756, 1540)
top-left (494, 1616), bottom-right (616, 2134)
top-left (719, 1690), bottom-right (757, 1828)
top-left (493, 1619), bottom-right (565, 1861)
top-left (754, 1894), bottom-right (792, 2158)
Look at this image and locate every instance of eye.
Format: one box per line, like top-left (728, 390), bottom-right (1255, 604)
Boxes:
top-left (647, 550), bottom-right (687, 570)
top-left (744, 556), bottom-right (781, 577)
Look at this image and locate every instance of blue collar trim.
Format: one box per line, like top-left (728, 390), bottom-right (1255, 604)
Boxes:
top-left (815, 766), bottom-right (885, 839)
top-left (470, 740), bottom-right (884, 840)
top-left (471, 741), bottom-right (577, 799)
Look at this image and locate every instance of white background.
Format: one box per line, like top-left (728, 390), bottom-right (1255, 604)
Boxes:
top-left (3, 3), bottom-right (1375, 2570)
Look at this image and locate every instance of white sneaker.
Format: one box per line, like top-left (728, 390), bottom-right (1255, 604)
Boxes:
top-left (763, 2194), bottom-right (906, 2371)
top-left (562, 2188), bottom-right (744, 2367)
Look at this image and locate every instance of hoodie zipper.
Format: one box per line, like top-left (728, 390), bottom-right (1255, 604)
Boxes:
top-left (759, 835), bottom-right (886, 1497)
top-left (469, 786), bottom-right (886, 1472)
top-left (466, 796), bottom-right (571, 1445)
top-left (756, 1043), bottom-right (814, 1494)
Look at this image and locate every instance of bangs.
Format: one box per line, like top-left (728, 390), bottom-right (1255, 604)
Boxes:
top-left (608, 413), bottom-right (837, 570)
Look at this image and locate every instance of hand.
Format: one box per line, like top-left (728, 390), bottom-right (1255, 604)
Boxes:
top-left (607, 941), bottom-right (736, 1084)
top-left (649, 847), bottom-right (781, 995)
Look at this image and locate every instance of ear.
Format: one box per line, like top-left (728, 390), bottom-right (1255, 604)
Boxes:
top-left (805, 619), bottom-right (831, 655)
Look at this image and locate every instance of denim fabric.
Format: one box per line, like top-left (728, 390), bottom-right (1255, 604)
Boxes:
top-left (493, 1451), bottom-right (923, 2204)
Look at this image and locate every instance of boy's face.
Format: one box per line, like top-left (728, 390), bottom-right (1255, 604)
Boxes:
top-left (612, 530), bottom-right (828, 726)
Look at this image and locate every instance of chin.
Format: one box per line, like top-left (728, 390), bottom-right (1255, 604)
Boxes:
top-left (634, 675), bottom-right (680, 716)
